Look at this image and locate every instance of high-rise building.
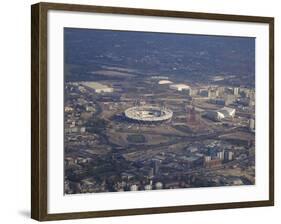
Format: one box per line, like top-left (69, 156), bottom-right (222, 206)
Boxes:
top-left (152, 159), bottom-right (160, 176)
top-left (204, 156), bottom-right (211, 162)
top-left (233, 87), bottom-right (239, 96)
top-left (217, 86), bottom-right (225, 96)
top-left (224, 151), bottom-right (234, 161)
top-left (249, 118), bottom-right (255, 131)
top-left (217, 151), bottom-right (224, 160)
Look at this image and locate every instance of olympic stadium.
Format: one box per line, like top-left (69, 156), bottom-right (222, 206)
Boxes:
top-left (124, 106), bottom-right (173, 123)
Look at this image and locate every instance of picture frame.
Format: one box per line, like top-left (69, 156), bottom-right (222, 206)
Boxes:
top-left (31, 2), bottom-right (274, 221)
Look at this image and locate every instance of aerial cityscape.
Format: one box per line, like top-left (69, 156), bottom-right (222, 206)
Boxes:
top-left (64, 28), bottom-right (255, 194)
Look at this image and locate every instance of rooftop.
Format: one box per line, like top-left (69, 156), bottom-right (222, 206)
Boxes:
top-left (158, 80), bottom-right (173, 85)
top-left (81, 82), bottom-right (112, 90)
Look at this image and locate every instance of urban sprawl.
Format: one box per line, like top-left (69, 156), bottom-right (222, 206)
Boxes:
top-left (64, 71), bottom-right (255, 194)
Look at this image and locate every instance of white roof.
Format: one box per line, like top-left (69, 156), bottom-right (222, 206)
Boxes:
top-left (206, 110), bottom-right (225, 119)
top-left (169, 84), bottom-right (190, 89)
top-left (219, 107), bottom-right (235, 116)
top-left (158, 80), bottom-right (173, 84)
top-left (81, 82), bottom-right (112, 90)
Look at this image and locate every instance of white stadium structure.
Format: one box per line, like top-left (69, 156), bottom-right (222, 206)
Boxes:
top-left (124, 106), bottom-right (173, 123)
top-left (204, 107), bottom-right (236, 121)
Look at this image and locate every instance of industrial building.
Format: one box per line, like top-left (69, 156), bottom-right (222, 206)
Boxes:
top-left (204, 110), bottom-right (225, 121)
top-left (158, 80), bottom-right (173, 85)
top-left (249, 118), bottom-right (255, 131)
top-left (169, 84), bottom-right (190, 91)
top-left (233, 87), bottom-right (239, 96)
top-left (204, 107), bottom-right (235, 121)
top-left (199, 89), bottom-right (209, 97)
top-left (209, 98), bottom-right (226, 105)
top-left (219, 107), bottom-right (236, 118)
top-left (224, 95), bottom-right (236, 106)
top-left (81, 82), bottom-right (113, 93)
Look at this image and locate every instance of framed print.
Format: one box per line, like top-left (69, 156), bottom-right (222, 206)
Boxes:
top-left (31, 2), bottom-right (274, 221)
